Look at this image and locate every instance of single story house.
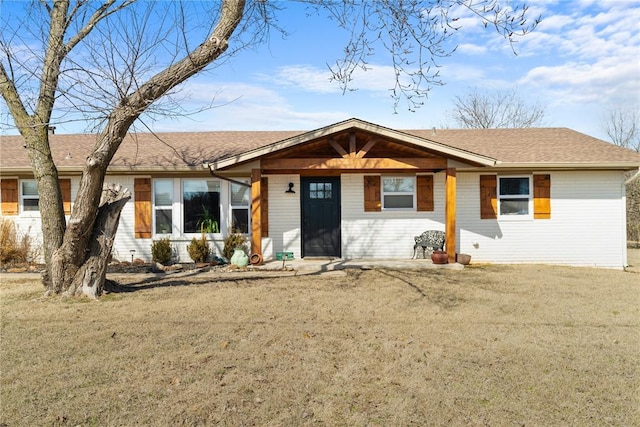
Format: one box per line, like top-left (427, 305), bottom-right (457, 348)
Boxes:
top-left (2, 118), bottom-right (640, 268)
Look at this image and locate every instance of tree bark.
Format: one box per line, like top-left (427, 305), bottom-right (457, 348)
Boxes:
top-left (56, 184), bottom-right (131, 298)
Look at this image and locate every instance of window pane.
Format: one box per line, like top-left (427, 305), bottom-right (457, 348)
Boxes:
top-left (384, 194), bottom-right (414, 209)
top-left (184, 180), bottom-right (220, 233)
top-left (309, 182), bottom-right (333, 199)
top-left (500, 198), bottom-right (529, 215)
top-left (22, 181), bottom-right (38, 196)
top-left (23, 199), bottom-right (39, 211)
top-left (231, 182), bottom-right (250, 205)
top-left (383, 177), bottom-right (414, 192)
top-left (154, 180), bottom-right (173, 206)
top-left (231, 208), bottom-right (249, 233)
top-left (184, 180), bottom-right (220, 194)
top-left (155, 209), bottom-right (172, 234)
top-left (500, 178), bottom-right (529, 196)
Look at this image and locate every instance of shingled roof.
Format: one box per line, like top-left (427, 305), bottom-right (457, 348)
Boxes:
top-left (406, 127), bottom-right (640, 166)
top-left (2, 119), bottom-right (639, 173)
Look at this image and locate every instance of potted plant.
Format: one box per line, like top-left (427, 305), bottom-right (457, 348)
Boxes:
top-left (197, 206), bottom-right (219, 233)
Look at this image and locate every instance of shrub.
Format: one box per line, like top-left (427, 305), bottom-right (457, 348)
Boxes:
top-left (187, 234), bottom-right (210, 263)
top-left (151, 238), bottom-right (172, 264)
top-left (0, 218), bottom-right (39, 266)
top-left (223, 230), bottom-right (248, 261)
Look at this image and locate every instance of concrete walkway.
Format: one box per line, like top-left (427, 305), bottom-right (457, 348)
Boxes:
top-left (255, 257), bottom-right (465, 273)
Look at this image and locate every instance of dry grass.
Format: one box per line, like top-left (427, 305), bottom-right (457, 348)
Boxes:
top-left (1, 263), bottom-right (639, 426)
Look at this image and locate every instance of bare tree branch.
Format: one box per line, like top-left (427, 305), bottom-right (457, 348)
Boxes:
top-left (448, 86), bottom-right (545, 128)
top-left (317, 0), bottom-right (541, 112)
top-left (602, 107), bottom-right (640, 152)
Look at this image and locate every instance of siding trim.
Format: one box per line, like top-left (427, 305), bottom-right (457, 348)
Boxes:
top-left (59, 179), bottom-right (71, 215)
top-left (134, 178), bottom-right (152, 238)
top-left (416, 175), bottom-right (434, 212)
top-left (364, 175), bottom-right (381, 212)
top-left (1, 179), bottom-right (19, 215)
top-left (533, 174), bottom-right (551, 219)
top-left (261, 177), bottom-right (269, 237)
top-left (479, 175), bottom-right (497, 219)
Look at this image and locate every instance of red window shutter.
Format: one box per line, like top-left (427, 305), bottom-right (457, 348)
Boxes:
top-left (480, 175), bottom-right (497, 219)
top-left (1, 179), bottom-right (19, 215)
top-left (417, 175), bottom-right (434, 212)
top-left (134, 178), bottom-right (152, 238)
top-left (59, 179), bottom-right (71, 215)
top-left (534, 174), bottom-right (551, 219)
top-left (364, 176), bottom-right (381, 212)
top-left (261, 177), bottom-right (269, 237)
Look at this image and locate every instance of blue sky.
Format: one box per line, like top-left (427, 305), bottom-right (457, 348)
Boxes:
top-left (1, 0), bottom-right (639, 141)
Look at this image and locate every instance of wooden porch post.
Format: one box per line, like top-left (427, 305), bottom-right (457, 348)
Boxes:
top-left (445, 168), bottom-right (457, 263)
top-left (251, 169), bottom-right (262, 258)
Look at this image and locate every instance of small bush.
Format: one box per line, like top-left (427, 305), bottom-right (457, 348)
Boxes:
top-left (0, 218), bottom-right (39, 266)
top-left (151, 238), bottom-right (172, 264)
top-left (187, 234), bottom-right (210, 263)
top-left (223, 230), bottom-right (248, 260)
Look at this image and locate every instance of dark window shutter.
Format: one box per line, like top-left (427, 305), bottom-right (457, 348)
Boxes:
top-left (59, 179), bottom-right (71, 215)
top-left (1, 179), bottom-right (19, 215)
top-left (534, 174), bottom-right (551, 219)
top-left (364, 176), bottom-right (381, 212)
top-left (134, 178), bottom-right (152, 238)
top-left (261, 177), bottom-right (268, 237)
top-left (480, 175), bottom-right (497, 219)
top-left (417, 175), bottom-right (434, 212)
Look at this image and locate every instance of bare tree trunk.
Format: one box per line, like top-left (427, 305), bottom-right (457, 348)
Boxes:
top-left (55, 184), bottom-right (130, 298)
top-left (21, 129), bottom-right (67, 283)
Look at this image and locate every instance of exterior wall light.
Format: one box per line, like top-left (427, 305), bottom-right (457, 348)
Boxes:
top-left (285, 183), bottom-right (295, 193)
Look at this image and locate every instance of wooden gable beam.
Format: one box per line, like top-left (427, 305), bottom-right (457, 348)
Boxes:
top-left (356, 139), bottom-right (377, 159)
top-left (261, 157), bottom-right (447, 170)
top-left (349, 132), bottom-right (356, 159)
top-left (329, 139), bottom-right (348, 158)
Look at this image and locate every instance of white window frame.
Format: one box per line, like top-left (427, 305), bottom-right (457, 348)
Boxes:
top-left (21, 179), bottom-right (40, 214)
top-left (229, 179), bottom-right (250, 234)
top-left (151, 178), bottom-right (224, 238)
top-left (182, 178), bottom-right (222, 236)
top-left (381, 176), bottom-right (416, 211)
top-left (497, 175), bottom-right (533, 220)
top-left (153, 179), bottom-right (174, 236)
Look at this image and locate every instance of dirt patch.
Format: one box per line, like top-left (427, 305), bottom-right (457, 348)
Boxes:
top-left (1, 264), bottom-right (638, 426)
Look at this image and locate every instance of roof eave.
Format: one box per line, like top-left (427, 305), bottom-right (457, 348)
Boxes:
top-left (0, 165), bottom-right (210, 176)
top-left (211, 118), bottom-right (497, 170)
top-left (493, 162), bottom-right (640, 170)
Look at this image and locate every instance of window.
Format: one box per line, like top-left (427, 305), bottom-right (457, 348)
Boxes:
top-left (183, 179), bottom-right (220, 233)
top-left (230, 180), bottom-right (250, 233)
top-left (154, 179), bottom-right (173, 234)
top-left (21, 180), bottom-right (39, 212)
top-left (309, 182), bottom-right (332, 199)
top-left (382, 177), bottom-right (414, 209)
top-left (498, 176), bottom-right (531, 216)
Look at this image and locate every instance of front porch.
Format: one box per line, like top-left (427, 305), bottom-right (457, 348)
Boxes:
top-left (256, 257), bottom-right (466, 272)
top-left (209, 119), bottom-right (496, 264)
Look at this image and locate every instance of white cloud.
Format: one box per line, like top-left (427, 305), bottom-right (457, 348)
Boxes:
top-left (149, 81), bottom-right (348, 131)
top-left (259, 63), bottom-right (401, 95)
top-left (262, 65), bottom-right (337, 94)
top-left (456, 43), bottom-right (487, 55)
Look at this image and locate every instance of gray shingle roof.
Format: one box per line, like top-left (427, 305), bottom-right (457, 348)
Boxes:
top-left (2, 123), bottom-right (639, 173)
top-left (405, 127), bottom-right (640, 164)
